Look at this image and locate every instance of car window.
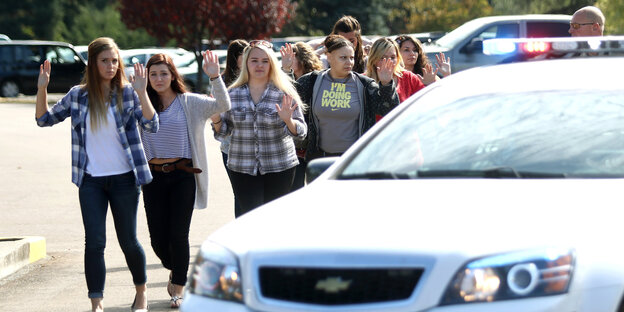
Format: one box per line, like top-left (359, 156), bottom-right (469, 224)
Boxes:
top-left (44, 46), bottom-right (79, 64)
top-left (339, 89), bottom-right (624, 179)
top-left (476, 24), bottom-right (519, 41)
top-left (15, 46), bottom-right (40, 63)
top-left (56, 46), bottom-right (80, 64)
top-left (0, 46), bottom-right (14, 63)
top-left (527, 22), bottom-right (571, 38)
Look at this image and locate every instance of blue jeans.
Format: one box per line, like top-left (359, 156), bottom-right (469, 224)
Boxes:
top-left (78, 171), bottom-right (146, 299)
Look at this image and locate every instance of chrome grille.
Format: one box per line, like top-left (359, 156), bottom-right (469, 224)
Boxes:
top-left (259, 267), bottom-right (423, 305)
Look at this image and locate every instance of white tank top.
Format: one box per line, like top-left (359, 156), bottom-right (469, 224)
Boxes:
top-left (85, 104), bottom-right (132, 176)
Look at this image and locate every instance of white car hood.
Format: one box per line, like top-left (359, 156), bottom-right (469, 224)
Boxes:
top-left (209, 179), bottom-right (624, 257)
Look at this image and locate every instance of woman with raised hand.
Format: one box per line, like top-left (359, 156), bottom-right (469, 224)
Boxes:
top-left (296, 35), bottom-right (400, 161)
top-left (395, 34), bottom-right (451, 86)
top-left (140, 50), bottom-right (230, 308)
top-left (218, 39), bottom-right (249, 217)
top-left (280, 41), bottom-right (324, 191)
top-left (211, 40), bottom-right (306, 217)
top-left (366, 37), bottom-right (425, 103)
top-left (35, 37), bottom-right (156, 312)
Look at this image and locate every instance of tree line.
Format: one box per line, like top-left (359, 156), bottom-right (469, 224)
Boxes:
top-left (1, 0), bottom-right (620, 49)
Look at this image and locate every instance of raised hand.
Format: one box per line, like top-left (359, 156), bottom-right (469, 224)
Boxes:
top-left (280, 43), bottom-right (295, 71)
top-left (202, 50), bottom-right (220, 79)
top-left (275, 94), bottom-right (297, 122)
top-left (38, 60), bottom-right (51, 89)
top-left (130, 63), bottom-right (148, 92)
top-left (420, 63), bottom-right (438, 86)
top-left (436, 52), bottom-right (451, 77)
top-left (376, 58), bottom-right (394, 85)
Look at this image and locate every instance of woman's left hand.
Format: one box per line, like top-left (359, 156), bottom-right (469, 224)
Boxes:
top-left (276, 95), bottom-right (297, 122)
top-left (130, 63), bottom-right (148, 92)
top-left (420, 63), bottom-right (439, 86)
top-left (202, 50), bottom-right (220, 79)
top-left (436, 52), bottom-right (451, 77)
top-left (376, 58), bottom-right (394, 85)
top-left (280, 43), bottom-right (295, 71)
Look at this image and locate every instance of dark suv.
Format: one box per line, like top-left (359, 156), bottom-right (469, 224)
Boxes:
top-left (0, 40), bottom-right (86, 97)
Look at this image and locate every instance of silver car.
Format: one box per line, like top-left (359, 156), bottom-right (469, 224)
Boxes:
top-left (425, 14), bottom-right (571, 73)
top-left (182, 40), bottom-right (624, 311)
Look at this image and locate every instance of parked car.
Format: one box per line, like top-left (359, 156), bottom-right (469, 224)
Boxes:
top-left (180, 49), bottom-right (227, 94)
top-left (73, 45), bottom-right (88, 62)
top-left (120, 47), bottom-right (226, 94)
top-left (394, 31), bottom-right (447, 44)
top-left (424, 14), bottom-right (572, 73)
top-left (0, 40), bottom-right (86, 97)
top-left (120, 47), bottom-right (195, 78)
top-left (181, 37), bottom-right (624, 311)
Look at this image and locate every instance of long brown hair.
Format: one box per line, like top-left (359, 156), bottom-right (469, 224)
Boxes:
top-left (82, 37), bottom-right (127, 130)
top-left (146, 53), bottom-right (188, 112)
top-left (292, 42), bottom-right (323, 78)
top-left (395, 34), bottom-right (431, 77)
top-left (222, 39), bottom-right (249, 87)
top-left (331, 16), bottom-right (365, 73)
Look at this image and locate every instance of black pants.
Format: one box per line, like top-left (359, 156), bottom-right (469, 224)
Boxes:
top-left (142, 169), bottom-right (195, 286)
top-left (290, 157), bottom-right (307, 192)
top-left (222, 152), bottom-right (242, 217)
top-left (229, 167), bottom-right (296, 218)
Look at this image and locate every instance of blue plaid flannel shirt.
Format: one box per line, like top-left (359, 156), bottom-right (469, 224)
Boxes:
top-left (36, 84), bottom-right (159, 186)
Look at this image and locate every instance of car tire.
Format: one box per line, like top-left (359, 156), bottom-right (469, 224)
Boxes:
top-left (0, 80), bottom-right (20, 97)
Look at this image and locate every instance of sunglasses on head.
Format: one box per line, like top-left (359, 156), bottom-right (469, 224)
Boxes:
top-left (570, 22), bottom-right (595, 30)
top-left (395, 36), bottom-right (409, 45)
top-left (249, 40), bottom-right (273, 49)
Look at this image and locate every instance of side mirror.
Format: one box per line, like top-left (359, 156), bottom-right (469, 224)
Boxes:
top-left (305, 157), bottom-right (339, 184)
top-left (461, 38), bottom-right (483, 54)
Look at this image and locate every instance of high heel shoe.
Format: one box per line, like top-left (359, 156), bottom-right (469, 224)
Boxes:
top-left (131, 294), bottom-right (149, 312)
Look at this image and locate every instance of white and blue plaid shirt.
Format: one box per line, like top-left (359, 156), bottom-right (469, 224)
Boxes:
top-left (36, 84), bottom-right (159, 186)
top-left (216, 83), bottom-right (306, 175)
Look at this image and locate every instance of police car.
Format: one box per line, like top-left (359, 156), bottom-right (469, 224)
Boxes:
top-left (483, 35), bottom-right (624, 62)
top-left (182, 37), bottom-right (624, 312)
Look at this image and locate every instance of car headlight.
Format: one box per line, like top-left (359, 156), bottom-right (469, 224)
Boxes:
top-left (441, 248), bottom-right (574, 305)
top-left (187, 241), bottom-right (243, 303)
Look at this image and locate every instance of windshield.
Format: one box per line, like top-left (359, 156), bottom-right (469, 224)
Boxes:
top-left (435, 18), bottom-right (489, 48)
top-left (339, 89), bottom-right (624, 179)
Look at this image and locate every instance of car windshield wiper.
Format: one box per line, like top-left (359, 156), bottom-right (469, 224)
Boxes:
top-left (416, 167), bottom-right (567, 178)
top-left (338, 171), bottom-right (412, 180)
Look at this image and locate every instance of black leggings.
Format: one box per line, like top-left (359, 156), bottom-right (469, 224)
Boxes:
top-left (229, 167), bottom-right (296, 217)
top-left (142, 169), bottom-right (195, 286)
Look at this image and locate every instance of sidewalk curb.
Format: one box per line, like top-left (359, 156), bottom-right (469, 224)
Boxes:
top-left (0, 236), bottom-right (46, 280)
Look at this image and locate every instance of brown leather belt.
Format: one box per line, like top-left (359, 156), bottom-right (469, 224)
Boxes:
top-left (149, 158), bottom-right (202, 174)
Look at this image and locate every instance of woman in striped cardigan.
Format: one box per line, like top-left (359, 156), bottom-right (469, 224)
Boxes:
top-left (140, 51), bottom-right (230, 308)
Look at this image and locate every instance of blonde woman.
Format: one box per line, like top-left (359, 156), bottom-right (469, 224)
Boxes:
top-left (211, 40), bottom-right (307, 217)
top-left (36, 37), bottom-right (155, 312)
top-left (366, 37), bottom-right (425, 103)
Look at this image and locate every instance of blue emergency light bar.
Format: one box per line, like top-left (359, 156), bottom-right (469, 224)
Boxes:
top-left (483, 36), bottom-right (624, 56)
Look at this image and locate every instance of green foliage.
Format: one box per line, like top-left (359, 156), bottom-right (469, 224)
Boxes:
top-left (0, 0), bottom-right (157, 48)
top-left (59, 3), bottom-right (157, 48)
top-left (597, 0), bottom-right (624, 35)
top-left (279, 0), bottom-right (401, 36)
top-left (490, 0), bottom-right (595, 15)
top-left (402, 0), bottom-right (493, 33)
top-left (0, 0), bottom-right (64, 39)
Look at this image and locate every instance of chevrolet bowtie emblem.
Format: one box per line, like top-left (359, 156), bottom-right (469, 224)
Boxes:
top-left (315, 277), bottom-right (352, 293)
